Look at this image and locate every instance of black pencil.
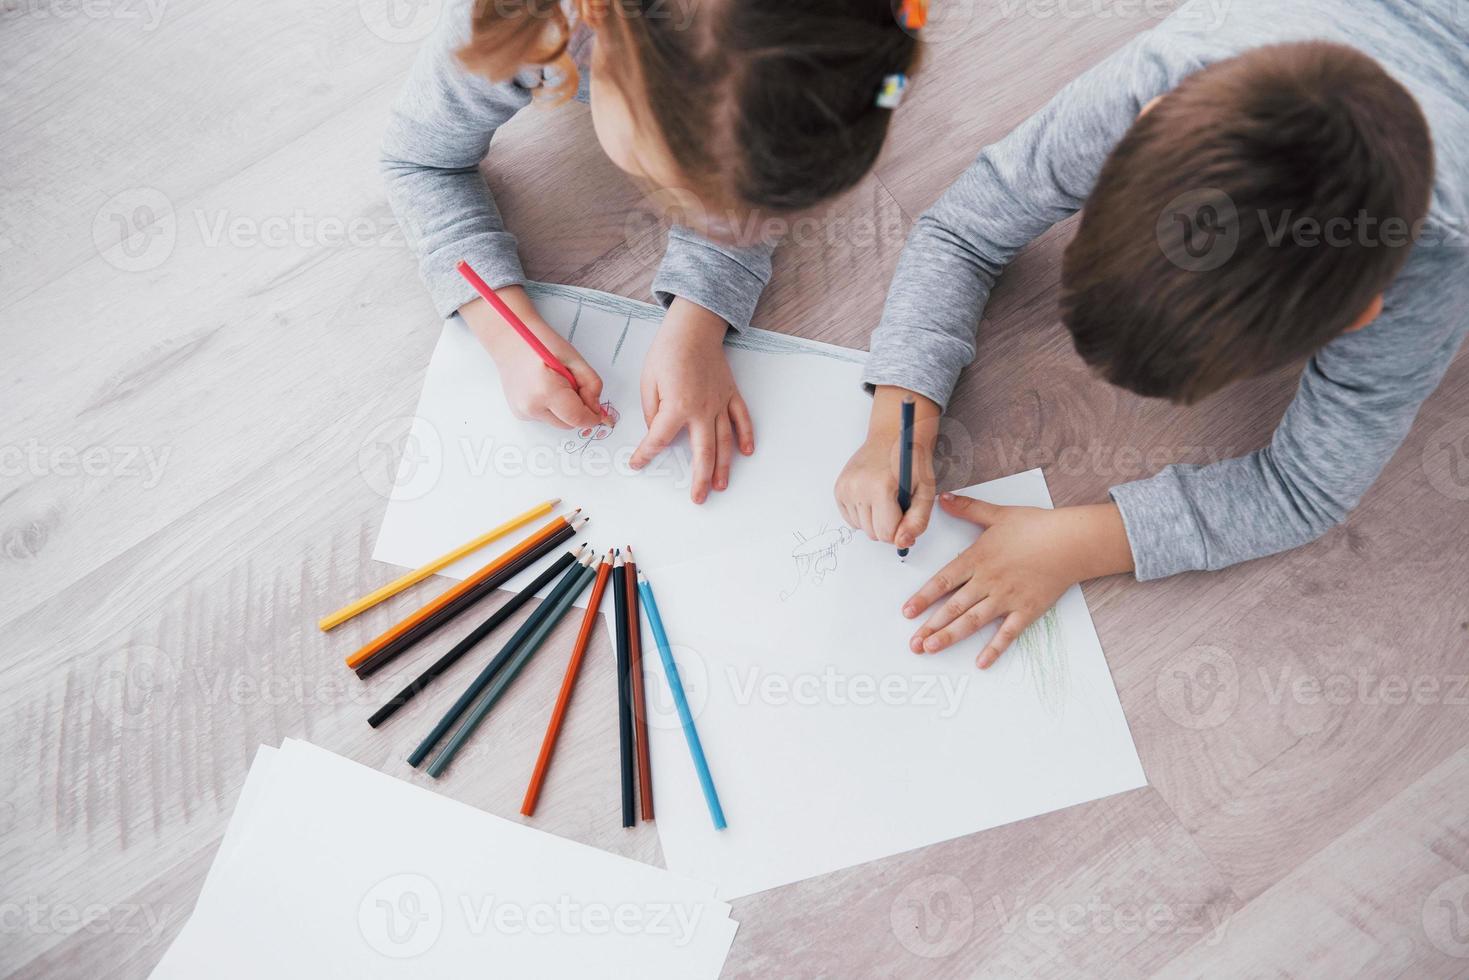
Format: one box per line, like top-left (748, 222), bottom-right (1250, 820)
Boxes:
top-left (611, 550), bottom-right (636, 828)
top-left (354, 516), bottom-right (584, 679)
top-left (367, 537), bottom-right (585, 728)
top-left (407, 550), bottom-right (593, 768)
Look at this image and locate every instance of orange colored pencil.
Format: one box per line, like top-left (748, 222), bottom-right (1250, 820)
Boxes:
top-left (625, 546), bottom-right (654, 821)
top-left (521, 549), bottom-right (614, 816)
top-left (344, 511), bottom-right (577, 670)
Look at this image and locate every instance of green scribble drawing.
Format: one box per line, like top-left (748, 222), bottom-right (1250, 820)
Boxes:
top-left (1015, 605), bottom-right (1067, 713)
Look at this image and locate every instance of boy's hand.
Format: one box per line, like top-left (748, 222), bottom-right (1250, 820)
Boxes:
top-left (630, 298), bottom-right (754, 504)
top-left (903, 496), bottom-right (1134, 668)
top-left (834, 387), bottom-right (939, 549)
top-left (463, 288), bottom-right (607, 429)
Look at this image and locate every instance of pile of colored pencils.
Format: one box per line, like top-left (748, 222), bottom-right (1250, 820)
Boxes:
top-left (319, 499), bottom-right (726, 830)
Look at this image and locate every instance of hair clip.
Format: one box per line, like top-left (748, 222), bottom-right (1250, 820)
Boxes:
top-left (897, 0), bottom-right (928, 30)
top-left (876, 73), bottom-right (908, 109)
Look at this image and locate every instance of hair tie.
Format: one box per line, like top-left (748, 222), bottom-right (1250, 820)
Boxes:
top-left (897, 0), bottom-right (928, 30)
top-left (876, 73), bottom-right (908, 109)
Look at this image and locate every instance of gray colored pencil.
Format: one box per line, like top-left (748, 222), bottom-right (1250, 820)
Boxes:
top-left (425, 553), bottom-right (598, 778)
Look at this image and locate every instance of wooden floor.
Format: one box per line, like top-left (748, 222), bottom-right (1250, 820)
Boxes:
top-left (4, 1), bottom-right (1468, 977)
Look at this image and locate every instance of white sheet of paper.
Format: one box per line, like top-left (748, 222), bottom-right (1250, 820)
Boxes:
top-left (637, 468), bottom-right (1148, 899)
top-left (153, 740), bottom-right (736, 979)
top-left (372, 284), bottom-right (871, 605)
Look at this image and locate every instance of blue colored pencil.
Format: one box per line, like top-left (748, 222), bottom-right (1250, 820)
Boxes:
top-left (896, 397), bottom-right (915, 561)
top-left (636, 571), bottom-right (726, 831)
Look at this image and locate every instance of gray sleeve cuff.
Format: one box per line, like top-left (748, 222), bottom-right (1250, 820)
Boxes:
top-left (651, 226), bottom-right (772, 332)
top-left (859, 329), bottom-right (971, 411)
top-left (422, 232), bottom-right (526, 320)
top-left (1109, 470), bottom-right (1210, 581)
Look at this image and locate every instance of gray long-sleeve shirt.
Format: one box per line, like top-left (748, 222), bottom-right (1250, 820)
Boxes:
top-left (864, 0), bottom-right (1469, 580)
top-left (381, 2), bottom-right (773, 331)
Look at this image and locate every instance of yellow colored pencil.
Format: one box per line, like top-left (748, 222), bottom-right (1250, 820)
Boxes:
top-left (317, 498), bottom-right (560, 631)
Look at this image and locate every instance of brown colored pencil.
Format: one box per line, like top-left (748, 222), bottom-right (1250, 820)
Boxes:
top-left (343, 510), bottom-right (578, 670)
top-left (520, 550), bottom-right (614, 816)
top-left (625, 546), bottom-right (654, 821)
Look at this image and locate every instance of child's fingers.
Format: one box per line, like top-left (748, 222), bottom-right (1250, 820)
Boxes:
top-left (895, 488), bottom-right (935, 550)
top-left (920, 593), bottom-right (999, 654)
top-left (689, 417), bottom-right (716, 504)
top-left (570, 361), bottom-right (604, 411)
top-left (630, 411), bottom-right (681, 470)
top-left (546, 387), bottom-right (602, 429)
top-left (640, 375), bottom-right (659, 428)
top-left (872, 496), bottom-right (904, 544)
top-left (729, 392), bottom-right (755, 455)
top-left (901, 554), bottom-right (977, 619)
top-left (713, 412), bottom-right (733, 492)
top-left (978, 611), bottom-right (1030, 669)
top-left (856, 502), bottom-right (876, 541)
top-left (940, 492), bottom-right (1003, 527)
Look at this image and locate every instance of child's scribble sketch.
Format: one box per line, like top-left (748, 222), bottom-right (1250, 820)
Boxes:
top-left (560, 402), bottom-right (620, 456)
top-left (780, 525), bottom-right (855, 601)
top-left (1014, 605), bottom-right (1068, 713)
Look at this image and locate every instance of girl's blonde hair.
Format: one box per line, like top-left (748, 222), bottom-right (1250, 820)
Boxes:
top-left (458, 0), bottom-right (920, 215)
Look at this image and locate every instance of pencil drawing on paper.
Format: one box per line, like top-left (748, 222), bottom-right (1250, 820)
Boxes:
top-left (560, 402), bottom-right (620, 456)
top-left (1014, 605), bottom-right (1068, 713)
top-left (780, 525), bottom-right (855, 601)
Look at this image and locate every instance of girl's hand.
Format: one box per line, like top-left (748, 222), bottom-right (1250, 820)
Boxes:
top-left (462, 288), bottom-right (607, 429)
top-left (834, 387), bottom-right (939, 548)
top-left (630, 298), bottom-right (754, 504)
top-left (903, 496), bottom-right (1134, 668)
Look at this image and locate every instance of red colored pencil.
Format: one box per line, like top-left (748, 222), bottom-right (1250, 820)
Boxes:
top-left (625, 546), bottom-right (654, 821)
top-left (456, 260), bottom-right (579, 389)
top-left (521, 549), bottom-right (615, 816)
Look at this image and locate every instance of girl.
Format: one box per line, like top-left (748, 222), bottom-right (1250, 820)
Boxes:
top-left (382, 0), bottom-right (921, 503)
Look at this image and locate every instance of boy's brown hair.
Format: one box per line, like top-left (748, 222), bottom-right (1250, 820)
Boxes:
top-left (1060, 41), bottom-right (1434, 404)
top-left (459, 0), bottom-right (920, 217)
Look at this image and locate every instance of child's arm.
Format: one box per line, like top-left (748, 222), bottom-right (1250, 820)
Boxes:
top-left (380, 7), bottom-right (603, 427)
top-left (840, 33), bottom-right (1199, 541)
top-left (1111, 261), bottom-right (1469, 580)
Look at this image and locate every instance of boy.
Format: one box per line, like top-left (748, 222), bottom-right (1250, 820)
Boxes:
top-left (836, 0), bottom-right (1468, 667)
